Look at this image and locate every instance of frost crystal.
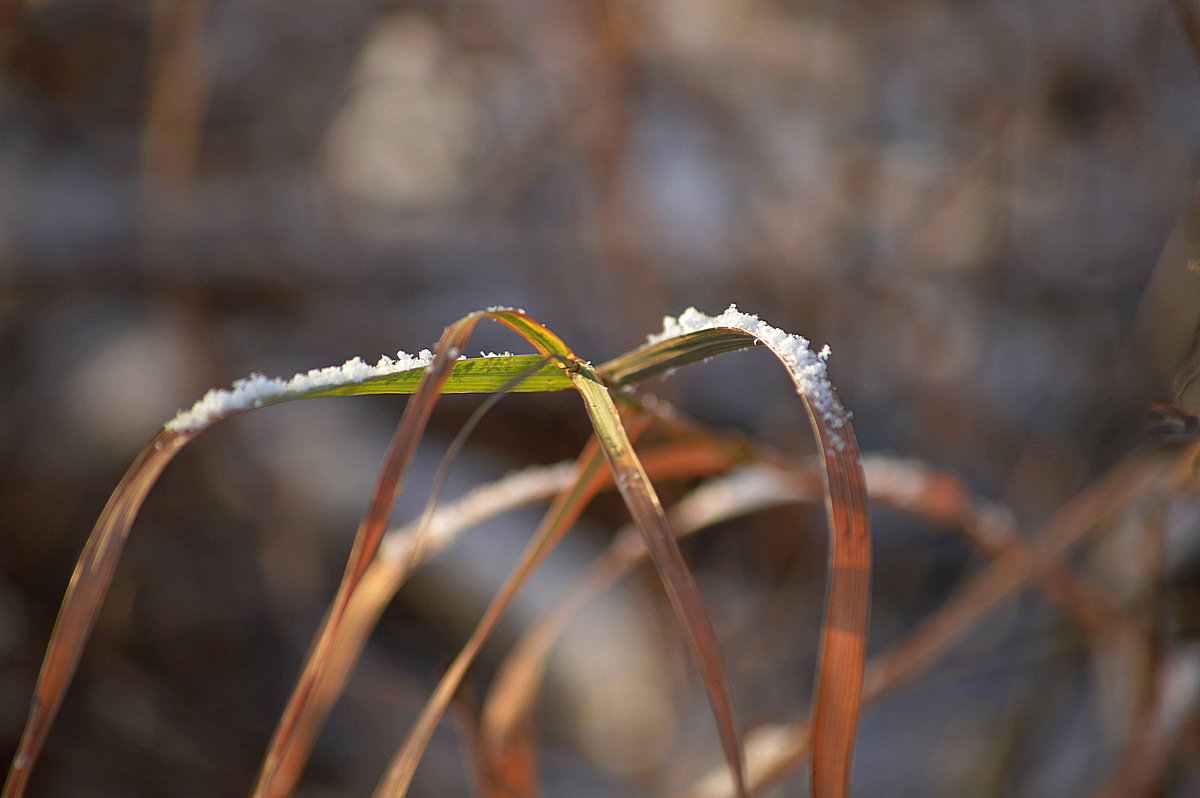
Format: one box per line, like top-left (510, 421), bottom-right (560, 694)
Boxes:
top-left (648, 305), bottom-right (849, 451)
top-left (165, 349), bottom-right (436, 433)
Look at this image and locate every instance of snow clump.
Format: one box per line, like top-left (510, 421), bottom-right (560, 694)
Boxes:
top-left (647, 305), bottom-right (849, 451)
top-left (165, 349), bottom-right (436, 433)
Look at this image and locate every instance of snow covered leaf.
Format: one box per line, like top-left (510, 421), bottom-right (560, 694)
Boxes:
top-left (167, 353), bottom-right (571, 433)
top-left (601, 306), bottom-right (871, 798)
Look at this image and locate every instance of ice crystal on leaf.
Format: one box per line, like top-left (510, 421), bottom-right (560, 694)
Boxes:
top-left (165, 350), bottom-right (436, 433)
top-left (648, 304), bottom-right (848, 450)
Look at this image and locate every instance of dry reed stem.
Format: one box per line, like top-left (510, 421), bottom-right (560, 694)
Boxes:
top-left (573, 369), bottom-right (751, 798)
top-left (253, 318), bottom-right (482, 797)
top-left (2, 429), bottom-right (195, 798)
top-left (262, 440), bottom-right (740, 795)
top-left (371, 434), bottom-right (615, 797)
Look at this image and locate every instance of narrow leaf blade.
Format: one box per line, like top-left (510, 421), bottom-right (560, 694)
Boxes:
top-left (600, 306), bottom-right (872, 798)
top-left (570, 365), bottom-right (750, 798)
top-left (3, 429), bottom-right (194, 798)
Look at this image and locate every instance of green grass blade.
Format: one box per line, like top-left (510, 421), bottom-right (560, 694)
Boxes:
top-left (311, 355), bottom-right (572, 397)
top-left (167, 353), bottom-right (572, 433)
top-left (598, 331), bottom-right (758, 388)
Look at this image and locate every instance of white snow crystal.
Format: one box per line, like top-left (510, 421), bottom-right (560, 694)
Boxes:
top-left (647, 305), bottom-right (850, 451)
top-left (165, 349), bottom-right (436, 433)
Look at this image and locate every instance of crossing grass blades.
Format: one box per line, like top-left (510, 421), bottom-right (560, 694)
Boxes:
top-left (4, 306), bottom-right (872, 798)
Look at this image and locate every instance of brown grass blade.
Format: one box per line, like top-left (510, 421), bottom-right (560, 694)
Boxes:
top-left (3, 428), bottom-right (196, 798)
top-left (253, 316), bottom-right (485, 797)
top-left (480, 464), bottom-right (804, 796)
top-left (807, 423), bottom-right (871, 798)
top-left (251, 436), bottom-right (742, 797)
top-left (602, 306), bottom-right (874, 798)
top-left (371, 432), bottom-right (619, 798)
top-left (570, 364), bottom-right (751, 798)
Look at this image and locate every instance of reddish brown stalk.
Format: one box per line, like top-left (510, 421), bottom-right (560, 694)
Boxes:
top-left (3, 428), bottom-right (195, 798)
top-left (571, 369), bottom-right (751, 798)
top-left (252, 317), bottom-right (482, 797)
top-left (371, 431), bottom-right (626, 798)
top-left (807, 420), bottom-right (872, 798)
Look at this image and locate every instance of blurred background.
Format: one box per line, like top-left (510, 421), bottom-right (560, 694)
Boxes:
top-left (3, 0), bottom-right (1200, 795)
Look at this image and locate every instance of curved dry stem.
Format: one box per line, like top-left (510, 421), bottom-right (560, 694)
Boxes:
top-left (3, 428), bottom-right (195, 798)
top-left (371, 434), bottom-right (615, 798)
top-left (253, 316), bottom-right (486, 797)
top-left (572, 366), bottom-right (751, 798)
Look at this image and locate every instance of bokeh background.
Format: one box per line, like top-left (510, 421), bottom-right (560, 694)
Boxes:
top-left (3, 0), bottom-right (1200, 795)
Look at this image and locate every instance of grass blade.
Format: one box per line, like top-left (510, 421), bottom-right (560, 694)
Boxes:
top-left (807, 427), bottom-right (870, 798)
top-left (371, 434), bottom-right (617, 798)
top-left (253, 316), bottom-right (486, 797)
top-left (3, 429), bottom-right (196, 798)
top-left (570, 364), bottom-right (751, 798)
top-left (480, 464), bottom-right (802, 796)
top-left (167, 353), bottom-right (571, 433)
top-left (601, 305), bottom-right (872, 798)
top-left (314, 355), bottom-right (572, 397)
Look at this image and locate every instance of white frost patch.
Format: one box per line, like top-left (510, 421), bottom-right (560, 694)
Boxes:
top-left (165, 349), bottom-right (436, 433)
top-left (670, 465), bottom-right (808, 532)
top-left (379, 460), bottom-right (577, 564)
top-left (648, 305), bottom-right (849, 450)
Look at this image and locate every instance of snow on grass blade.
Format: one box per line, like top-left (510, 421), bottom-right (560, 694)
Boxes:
top-left (167, 353), bottom-right (571, 432)
top-left (602, 304), bottom-right (848, 452)
top-left (257, 353), bottom-right (562, 795)
top-left (253, 315), bottom-right (489, 798)
top-left (600, 305), bottom-right (870, 798)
